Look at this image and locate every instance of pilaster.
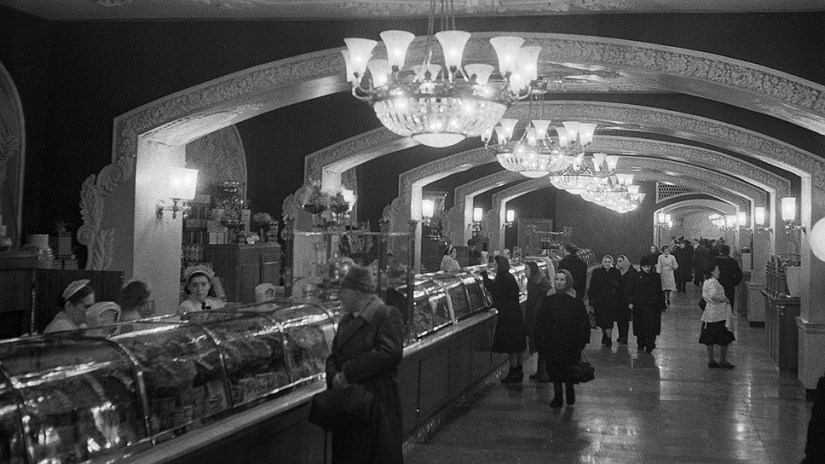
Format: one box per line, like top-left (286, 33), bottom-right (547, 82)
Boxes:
top-left (796, 318), bottom-right (825, 389)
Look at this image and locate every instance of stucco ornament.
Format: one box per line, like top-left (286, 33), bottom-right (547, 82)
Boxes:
top-left (0, 61), bottom-right (24, 249)
top-left (78, 154), bottom-right (132, 270)
top-left (383, 197), bottom-right (406, 232)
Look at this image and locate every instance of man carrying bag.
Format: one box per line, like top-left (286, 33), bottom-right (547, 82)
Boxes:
top-left (309, 265), bottom-right (405, 464)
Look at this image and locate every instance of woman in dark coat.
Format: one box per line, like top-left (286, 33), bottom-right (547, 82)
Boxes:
top-left (692, 239), bottom-right (711, 286)
top-left (525, 261), bottom-right (553, 381)
top-left (614, 255), bottom-right (637, 345)
top-left (632, 255), bottom-right (667, 353)
top-left (482, 255), bottom-right (527, 383)
top-left (325, 266), bottom-right (404, 464)
top-left (674, 240), bottom-right (693, 293)
top-left (587, 255), bottom-right (622, 347)
top-left (535, 269), bottom-right (591, 407)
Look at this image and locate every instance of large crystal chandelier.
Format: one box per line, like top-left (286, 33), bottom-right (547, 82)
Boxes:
top-left (342, 1), bottom-right (536, 148)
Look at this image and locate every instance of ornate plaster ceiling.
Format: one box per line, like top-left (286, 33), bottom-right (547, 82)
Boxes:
top-left (1, 0), bottom-right (822, 21)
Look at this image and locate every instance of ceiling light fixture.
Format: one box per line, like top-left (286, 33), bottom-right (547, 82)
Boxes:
top-left (342, 0), bottom-right (534, 148)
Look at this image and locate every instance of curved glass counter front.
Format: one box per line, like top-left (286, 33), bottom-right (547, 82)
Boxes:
top-left (0, 335), bottom-right (149, 464)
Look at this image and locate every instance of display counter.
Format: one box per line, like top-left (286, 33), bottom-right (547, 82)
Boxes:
top-left (0, 264), bottom-right (508, 464)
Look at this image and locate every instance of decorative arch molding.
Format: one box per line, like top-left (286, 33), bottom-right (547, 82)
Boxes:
top-left (0, 60), bottom-right (25, 249)
top-left (447, 171), bottom-right (524, 244)
top-left (505, 101), bottom-right (821, 189)
top-left (660, 199), bottom-right (737, 217)
top-left (487, 167), bottom-right (754, 252)
top-left (598, 137), bottom-right (787, 196)
top-left (388, 144), bottom-right (773, 268)
top-left (185, 126), bottom-right (248, 197)
top-left (76, 31), bottom-right (825, 303)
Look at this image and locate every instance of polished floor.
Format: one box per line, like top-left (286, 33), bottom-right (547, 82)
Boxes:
top-left (405, 284), bottom-right (814, 464)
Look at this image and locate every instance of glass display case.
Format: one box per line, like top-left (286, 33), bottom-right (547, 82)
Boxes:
top-left (258, 304), bottom-right (335, 383)
top-left (189, 313), bottom-right (292, 408)
top-left (0, 335), bottom-right (149, 464)
top-left (107, 322), bottom-right (229, 440)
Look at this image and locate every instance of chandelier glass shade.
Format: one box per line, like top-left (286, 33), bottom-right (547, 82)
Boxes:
top-left (342, 3), bottom-right (537, 148)
top-left (549, 153), bottom-right (602, 194)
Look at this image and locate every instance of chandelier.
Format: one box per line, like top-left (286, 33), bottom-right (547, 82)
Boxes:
top-left (574, 156), bottom-right (645, 213)
top-left (486, 105), bottom-right (600, 178)
top-left (342, 1), bottom-right (536, 148)
top-left (549, 153), bottom-right (604, 194)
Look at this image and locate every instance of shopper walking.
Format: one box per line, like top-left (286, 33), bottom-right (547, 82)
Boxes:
top-left (482, 255), bottom-right (527, 383)
top-left (525, 261), bottom-right (553, 381)
top-left (657, 246), bottom-right (678, 306)
top-left (588, 255), bottom-right (622, 347)
top-left (614, 255), bottom-right (637, 345)
top-left (700, 263), bottom-right (736, 369)
top-left (632, 255), bottom-right (667, 353)
top-left (534, 269), bottom-right (591, 407)
top-left (558, 243), bottom-right (588, 302)
top-left (674, 240), bottom-right (693, 293)
top-left (693, 239), bottom-right (711, 287)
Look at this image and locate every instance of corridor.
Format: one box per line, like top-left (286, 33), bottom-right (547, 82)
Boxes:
top-left (405, 284), bottom-right (814, 463)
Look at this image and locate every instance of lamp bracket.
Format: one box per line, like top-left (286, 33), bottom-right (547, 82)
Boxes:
top-left (156, 198), bottom-right (188, 219)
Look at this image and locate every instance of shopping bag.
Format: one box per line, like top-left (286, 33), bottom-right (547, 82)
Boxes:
top-left (308, 383), bottom-right (374, 431)
top-left (569, 353), bottom-right (595, 384)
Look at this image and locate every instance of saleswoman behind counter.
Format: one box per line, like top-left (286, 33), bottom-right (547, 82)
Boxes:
top-left (178, 265), bottom-right (226, 315)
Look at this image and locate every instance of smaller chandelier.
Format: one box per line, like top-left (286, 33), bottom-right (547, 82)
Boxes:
top-left (550, 153), bottom-right (602, 194)
top-left (487, 113), bottom-right (599, 178)
top-left (342, 2), bottom-right (536, 148)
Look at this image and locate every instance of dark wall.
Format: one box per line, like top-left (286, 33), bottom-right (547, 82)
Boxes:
top-left (0, 9), bottom-right (50, 237)
top-left (1, 9), bottom-right (823, 244)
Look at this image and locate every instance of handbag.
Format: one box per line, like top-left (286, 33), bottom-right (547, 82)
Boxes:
top-left (308, 383), bottom-right (374, 431)
top-left (568, 353), bottom-right (595, 384)
top-left (698, 299), bottom-right (707, 311)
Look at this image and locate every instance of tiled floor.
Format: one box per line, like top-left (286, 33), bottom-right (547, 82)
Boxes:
top-left (405, 284), bottom-right (814, 463)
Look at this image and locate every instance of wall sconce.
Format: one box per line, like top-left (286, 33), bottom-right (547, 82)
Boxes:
top-left (470, 207), bottom-right (484, 237)
top-left (656, 212), bottom-right (672, 229)
top-left (156, 167), bottom-right (198, 219)
top-left (504, 209), bottom-right (515, 227)
top-left (781, 197), bottom-right (806, 233)
top-left (810, 217), bottom-right (825, 262)
top-left (738, 211), bottom-right (750, 231)
top-left (754, 206), bottom-right (772, 233)
top-left (421, 199), bottom-right (435, 227)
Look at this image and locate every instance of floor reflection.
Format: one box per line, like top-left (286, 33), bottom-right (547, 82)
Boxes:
top-left (404, 284), bottom-right (813, 463)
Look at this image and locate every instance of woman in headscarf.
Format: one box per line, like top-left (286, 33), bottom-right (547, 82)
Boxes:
top-left (44, 279), bottom-right (95, 333)
top-left (525, 261), bottom-right (553, 381)
top-left (482, 255), bottom-right (527, 383)
top-left (614, 255), bottom-right (637, 345)
top-left (534, 269), bottom-right (591, 407)
top-left (440, 244), bottom-right (462, 272)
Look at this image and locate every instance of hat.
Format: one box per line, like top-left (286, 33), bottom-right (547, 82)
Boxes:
top-left (62, 279), bottom-right (91, 301)
top-left (340, 265), bottom-right (376, 294)
top-left (640, 255), bottom-right (654, 266)
top-left (183, 265), bottom-right (214, 283)
top-left (85, 301), bottom-right (121, 327)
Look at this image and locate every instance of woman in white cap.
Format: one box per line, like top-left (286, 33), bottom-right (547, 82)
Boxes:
top-left (440, 244), bottom-right (461, 273)
top-left (44, 279), bottom-right (95, 333)
top-left (178, 265), bottom-right (225, 315)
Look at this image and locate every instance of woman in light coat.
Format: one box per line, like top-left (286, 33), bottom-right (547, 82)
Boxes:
top-left (700, 263), bottom-right (736, 369)
top-left (657, 245), bottom-right (678, 305)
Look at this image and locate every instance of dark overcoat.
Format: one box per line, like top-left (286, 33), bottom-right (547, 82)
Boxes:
top-left (587, 266), bottom-right (621, 329)
top-left (674, 245), bottom-right (694, 283)
top-left (616, 267), bottom-right (638, 325)
top-left (525, 273), bottom-right (553, 336)
top-left (558, 256), bottom-right (588, 300)
top-left (483, 270), bottom-right (527, 353)
top-left (709, 255), bottom-right (743, 303)
top-left (631, 269), bottom-right (666, 337)
top-left (534, 293), bottom-right (591, 382)
top-left (325, 295), bottom-right (404, 464)
top-left (693, 246), bottom-right (710, 280)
